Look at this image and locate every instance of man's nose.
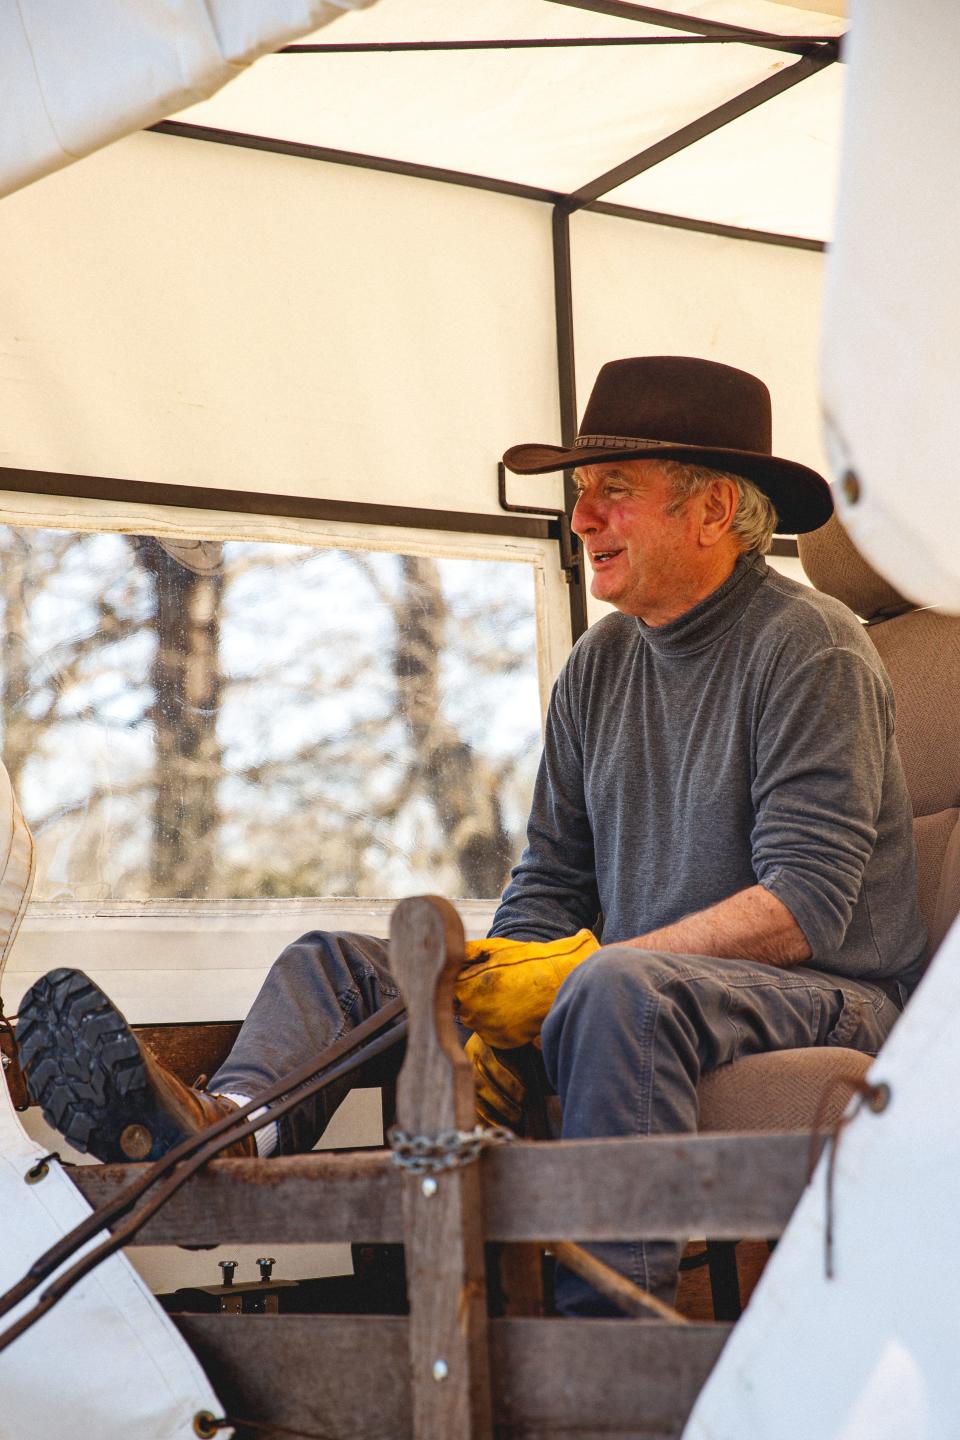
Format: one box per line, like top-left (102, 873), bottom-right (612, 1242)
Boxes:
top-left (571, 494), bottom-right (600, 536)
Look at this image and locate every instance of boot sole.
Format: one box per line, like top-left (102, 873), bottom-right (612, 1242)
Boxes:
top-left (16, 968), bottom-right (167, 1162)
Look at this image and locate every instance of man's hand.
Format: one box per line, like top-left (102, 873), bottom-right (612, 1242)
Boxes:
top-left (456, 930), bottom-right (600, 1048)
top-left (623, 884), bottom-right (811, 967)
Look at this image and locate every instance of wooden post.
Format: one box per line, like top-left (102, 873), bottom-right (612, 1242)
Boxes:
top-left (390, 896), bottom-right (493, 1440)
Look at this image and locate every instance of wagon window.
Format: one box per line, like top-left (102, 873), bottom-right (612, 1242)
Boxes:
top-left (0, 524), bottom-right (542, 903)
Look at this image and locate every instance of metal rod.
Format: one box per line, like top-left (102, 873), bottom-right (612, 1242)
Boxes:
top-left (148, 123), bottom-right (828, 252)
top-left (278, 36), bottom-right (837, 53)
top-left (552, 210), bottom-right (578, 451)
top-left (586, 200), bottom-right (825, 253)
top-left (148, 122), bottom-right (565, 206)
top-left (497, 464), bottom-right (579, 582)
top-left (551, 209), bottom-right (588, 643)
top-left (0, 466), bottom-right (551, 542)
top-left (565, 49), bottom-right (838, 210)
top-left (546, 0), bottom-right (843, 57)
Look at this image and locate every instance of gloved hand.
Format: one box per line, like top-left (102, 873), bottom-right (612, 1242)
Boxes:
top-left (465, 1033), bottom-right (527, 1130)
top-left (456, 930), bottom-right (600, 1049)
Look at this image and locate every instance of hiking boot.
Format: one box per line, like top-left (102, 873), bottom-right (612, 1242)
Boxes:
top-left (16, 968), bottom-right (257, 1162)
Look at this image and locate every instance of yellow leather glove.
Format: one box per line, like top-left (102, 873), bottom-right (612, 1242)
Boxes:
top-left (455, 930), bottom-right (600, 1049)
top-left (465, 1033), bottom-right (527, 1130)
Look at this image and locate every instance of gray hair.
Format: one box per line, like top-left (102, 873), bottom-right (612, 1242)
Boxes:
top-left (661, 461), bottom-right (777, 555)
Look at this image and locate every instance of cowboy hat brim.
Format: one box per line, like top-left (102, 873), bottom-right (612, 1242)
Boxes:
top-left (502, 440), bottom-right (833, 535)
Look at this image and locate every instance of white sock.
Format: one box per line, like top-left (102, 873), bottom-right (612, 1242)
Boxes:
top-left (219, 1092), bottom-right (279, 1157)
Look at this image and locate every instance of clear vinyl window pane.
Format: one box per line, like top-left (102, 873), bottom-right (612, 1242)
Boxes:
top-left (0, 525), bottom-right (542, 902)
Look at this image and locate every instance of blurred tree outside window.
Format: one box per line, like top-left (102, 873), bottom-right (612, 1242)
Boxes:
top-left (0, 524), bottom-right (542, 903)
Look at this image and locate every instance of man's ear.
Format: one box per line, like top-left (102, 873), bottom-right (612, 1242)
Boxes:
top-left (698, 477), bottom-right (738, 548)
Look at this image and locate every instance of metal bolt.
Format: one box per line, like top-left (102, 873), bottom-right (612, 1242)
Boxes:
top-left (841, 469), bottom-right (861, 506)
top-left (256, 1256), bottom-right (276, 1282)
top-left (218, 1260), bottom-right (238, 1286)
top-left (432, 1359), bottom-right (449, 1383)
top-left (119, 1123), bottom-right (153, 1160)
top-left (867, 1081), bottom-right (891, 1114)
top-left (1, 1052), bottom-right (10, 1070)
top-left (421, 1176), bottom-right (438, 1197)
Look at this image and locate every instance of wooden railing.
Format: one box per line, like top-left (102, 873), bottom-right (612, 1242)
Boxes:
top-left (6, 897), bottom-right (814, 1439)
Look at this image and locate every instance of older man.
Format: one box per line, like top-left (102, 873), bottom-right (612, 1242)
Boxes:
top-left (487, 355), bottom-right (926, 1311)
top-left (18, 356), bottom-right (925, 1314)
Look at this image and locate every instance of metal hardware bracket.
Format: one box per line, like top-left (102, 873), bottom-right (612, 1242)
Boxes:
top-left (497, 463), bottom-right (580, 584)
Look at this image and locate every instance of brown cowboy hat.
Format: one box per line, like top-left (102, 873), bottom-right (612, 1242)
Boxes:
top-left (503, 355), bottom-right (833, 535)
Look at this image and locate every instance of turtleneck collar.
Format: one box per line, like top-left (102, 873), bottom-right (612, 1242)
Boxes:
top-left (634, 550), bottom-right (769, 657)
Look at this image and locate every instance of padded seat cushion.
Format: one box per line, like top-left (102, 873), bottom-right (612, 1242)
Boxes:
top-left (544, 1047), bottom-right (873, 1138)
top-left (798, 515), bottom-right (907, 620)
top-left (867, 610), bottom-right (960, 819)
top-left (697, 1047), bottom-right (872, 1133)
top-left (914, 809), bottom-right (960, 962)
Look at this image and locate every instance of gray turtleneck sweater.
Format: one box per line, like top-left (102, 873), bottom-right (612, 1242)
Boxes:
top-left (491, 552), bottom-right (927, 992)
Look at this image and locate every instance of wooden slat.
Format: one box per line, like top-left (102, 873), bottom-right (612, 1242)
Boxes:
top-left (70, 1131), bottom-right (812, 1245)
top-left (491, 1316), bottom-right (730, 1437)
top-left (391, 895), bottom-right (494, 1440)
top-left (0, 1029), bottom-right (27, 1110)
top-left (132, 1021), bottom-right (240, 1085)
top-left (173, 1314), bottom-right (730, 1440)
top-left (72, 1151), bottom-right (404, 1244)
top-left (176, 1314), bottom-right (410, 1436)
top-left (3, 1019), bottom-right (401, 1107)
top-left (482, 1131), bottom-right (814, 1241)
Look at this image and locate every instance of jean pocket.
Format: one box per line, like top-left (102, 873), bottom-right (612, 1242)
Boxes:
top-left (825, 991), bottom-right (864, 1048)
top-left (825, 985), bottom-right (892, 1052)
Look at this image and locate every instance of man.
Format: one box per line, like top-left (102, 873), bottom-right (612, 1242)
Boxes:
top-left (17, 356), bottom-right (925, 1314)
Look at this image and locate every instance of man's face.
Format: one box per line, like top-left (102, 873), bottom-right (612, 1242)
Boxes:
top-left (570, 460), bottom-right (709, 624)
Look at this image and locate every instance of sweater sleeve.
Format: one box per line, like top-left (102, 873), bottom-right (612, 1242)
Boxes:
top-left (489, 670), bottom-right (600, 942)
top-left (752, 645), bottom-right (890, 958)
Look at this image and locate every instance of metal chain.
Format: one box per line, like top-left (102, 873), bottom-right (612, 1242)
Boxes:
top-left (388, 1123), bottom-right (514, 1176)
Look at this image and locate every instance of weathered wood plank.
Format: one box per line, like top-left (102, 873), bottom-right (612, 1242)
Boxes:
top-left (70, 1131), bottom-right (811, 1245)
top-left (176, 1314), bottom-right (410, 1438)
top-left (5, 1018), bottom-right (399, 1108)
top-left (173, 1314), bottom-right (729, 1440)
top-left (3, 1022), bottom-right (245, 1109)
top-left (72, 1152), bottom-right (402, 1244)
top-left (391, 895), bottom-right (493, 1440)
top-left (482, 1131), bottom-right (815, 1242)
top-left (491, 1317), bottom-right (730, 1437)
top-left (0, 1028), bottom-right (27, 1109)
top-left (72, 1151), bottom-right (405, 1245)
top-left (133, 1020), bottom-right (241, 1086)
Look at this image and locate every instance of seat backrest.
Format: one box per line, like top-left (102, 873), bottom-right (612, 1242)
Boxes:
top-left (799, 516), bottom-right (960, 969)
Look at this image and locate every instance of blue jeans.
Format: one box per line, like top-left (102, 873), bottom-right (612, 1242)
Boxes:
top-left (210, 931), bottom-right (400, 1155)
top-left (211, 933), bottom-right (900, 1315)
top-left (539, 946), bottom-right (900, 1314)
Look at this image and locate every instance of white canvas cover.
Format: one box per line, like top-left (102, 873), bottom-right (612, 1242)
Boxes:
top-left (0, 0), bottom-right (376, 198)
top-left (0, 765), bottom-right (229, 1440)
top-left (684, 915), bottom-right (960, 1440)
top-left (822, 0), bottom-right (960, 610)
top-left (0, 1), bottom-right (839, 532)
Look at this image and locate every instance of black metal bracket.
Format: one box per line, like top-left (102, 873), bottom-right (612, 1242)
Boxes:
top-left (498, 463), bottom-right (581, 585)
